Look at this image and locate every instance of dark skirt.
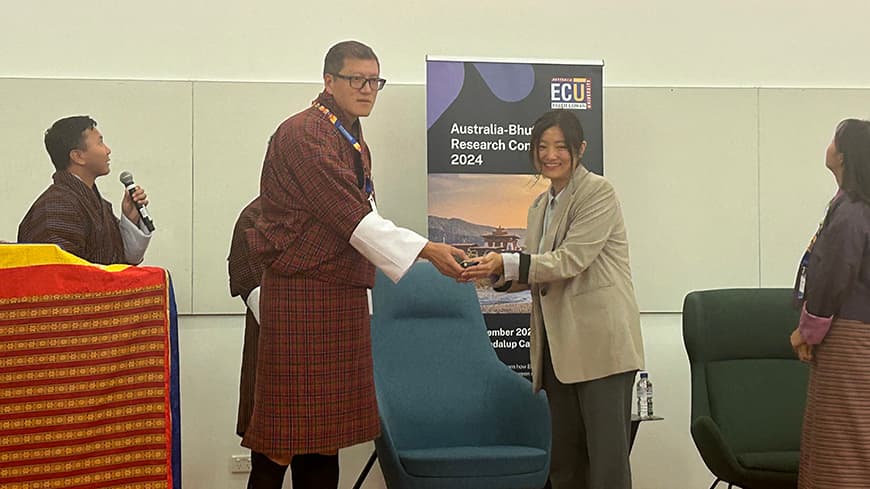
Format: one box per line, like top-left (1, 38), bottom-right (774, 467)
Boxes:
top-left (799, 319), bottom-right (870, 489)
top-left (241, 271), bottom-right (379, 456)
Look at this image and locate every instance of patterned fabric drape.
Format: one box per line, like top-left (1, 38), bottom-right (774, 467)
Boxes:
top-left (0, 244), bottom-right (180, 489)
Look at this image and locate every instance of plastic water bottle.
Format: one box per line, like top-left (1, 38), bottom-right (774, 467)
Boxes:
top-left (636, 371), bottom-right (654, 418)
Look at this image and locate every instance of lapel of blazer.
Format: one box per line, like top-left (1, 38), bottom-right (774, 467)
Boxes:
top-left (526, 192), bottom-right (546, 254)
top-left (540, 167), bottom-right (590, 251)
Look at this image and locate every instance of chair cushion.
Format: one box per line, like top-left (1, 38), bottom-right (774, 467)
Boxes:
top-left (398, 445), bottom-right (548, 477)
top-left (736, 450), bottom-right (800, 472)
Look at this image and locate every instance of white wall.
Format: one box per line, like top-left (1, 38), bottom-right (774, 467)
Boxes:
top-left (2, 81), bottom-right (855, 314)
top-left (3, 1), bottom-right (869, 488)
top-left (4, 1), bottom-right (870, 88)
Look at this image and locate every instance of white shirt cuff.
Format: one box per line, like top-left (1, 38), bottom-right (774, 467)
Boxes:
top-left (120, 213), bottom-right (152, 264)
top-left (350, 211), bottom-right (427, 283)
top-left (502, 253), bottom-right (520, 281)
top-left (245, 286), bottom-right (261, 324)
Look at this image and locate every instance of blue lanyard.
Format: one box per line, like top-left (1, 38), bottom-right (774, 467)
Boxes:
top-left (313, 102), bottom-right (373, 196)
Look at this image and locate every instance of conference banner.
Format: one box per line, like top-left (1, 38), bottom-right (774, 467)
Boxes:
top-left (426, 56), bottom-right (603, 379)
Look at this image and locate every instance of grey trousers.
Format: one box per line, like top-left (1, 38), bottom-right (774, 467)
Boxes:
top-left (541, 334), bottom-right (636, 489)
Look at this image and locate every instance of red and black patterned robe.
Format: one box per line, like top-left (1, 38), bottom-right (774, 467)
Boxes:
top-left (242, 92), bottom-right (379, 455)
top-left (18, 170), bottom-right (126, 265)
top-left (228, 197), bottom-right (265, 437)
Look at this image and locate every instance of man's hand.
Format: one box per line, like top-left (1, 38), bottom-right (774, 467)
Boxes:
top-left (122, 185), bottom-right (149, 225)
top-left (419, 242), bottom-right (467, 279)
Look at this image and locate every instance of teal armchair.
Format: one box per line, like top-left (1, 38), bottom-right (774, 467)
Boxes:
top-left (369, 262), bottom-right (550, 489)
top-left (683, 289), bottom-right (808, 489)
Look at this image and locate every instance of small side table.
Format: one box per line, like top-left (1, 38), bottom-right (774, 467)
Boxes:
top-left (631, 414), bottom-right (664, 450)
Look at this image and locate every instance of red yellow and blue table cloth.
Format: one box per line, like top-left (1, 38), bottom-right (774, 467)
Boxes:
top-left (0, 244), bottom-right (180, 489)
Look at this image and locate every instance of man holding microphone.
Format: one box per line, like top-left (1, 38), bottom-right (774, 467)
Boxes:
top-left (18, 115), bottom-right (152, 265)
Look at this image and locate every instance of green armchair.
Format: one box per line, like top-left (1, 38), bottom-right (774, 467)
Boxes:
top-left (683, 289), bottom-right (808, 489)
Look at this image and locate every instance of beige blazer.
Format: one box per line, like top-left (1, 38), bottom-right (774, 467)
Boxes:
top-left (521, 167), bottom-right (645, 391)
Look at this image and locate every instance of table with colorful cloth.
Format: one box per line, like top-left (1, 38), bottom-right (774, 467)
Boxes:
top-left (0, 244), bottom-right (180, 489)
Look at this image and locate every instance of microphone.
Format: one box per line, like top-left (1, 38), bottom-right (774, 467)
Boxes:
top-left (119, 171), bottom-right (155, 232)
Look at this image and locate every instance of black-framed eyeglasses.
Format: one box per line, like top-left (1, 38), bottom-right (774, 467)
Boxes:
top-left (330, 73), bottom-right (387, 91)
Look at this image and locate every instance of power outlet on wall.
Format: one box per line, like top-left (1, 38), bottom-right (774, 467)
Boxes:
top-left (230, 454), bottom-right (252, 473)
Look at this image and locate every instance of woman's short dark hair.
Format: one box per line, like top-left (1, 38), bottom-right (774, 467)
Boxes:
top-left (323, 40), bottom-right (379, 76)
top-left (834, 118), bottom-right (870, 204)
top-left (44, 115), bottom-right (97, 171)
top-left (528, 110), bottom-right (585, 171)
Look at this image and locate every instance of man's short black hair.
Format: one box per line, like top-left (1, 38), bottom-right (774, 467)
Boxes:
top-left (44, 115), bottom-right (97, 171)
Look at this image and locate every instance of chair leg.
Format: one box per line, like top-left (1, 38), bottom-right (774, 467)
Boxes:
top-left (707, 478), bottom-right (721, 489)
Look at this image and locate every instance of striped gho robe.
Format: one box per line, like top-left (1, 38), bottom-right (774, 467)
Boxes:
top-left (227, 197), bottom-right (265, 437)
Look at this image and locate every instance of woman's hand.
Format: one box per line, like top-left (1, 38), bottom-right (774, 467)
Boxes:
top-left (790, 328), bottom-right (813, 362)
top-left (796, 343), bottom-right (813, 362)
top-left (460, 252), bottom-right (504, 281)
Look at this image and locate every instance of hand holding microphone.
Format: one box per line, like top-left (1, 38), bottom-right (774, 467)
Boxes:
top-left (119, 171), bottom-right (155, 232)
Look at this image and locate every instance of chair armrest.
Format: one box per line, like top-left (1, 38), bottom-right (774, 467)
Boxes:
top-left (373, 411), bottom-right (411, 485)
top-left (482, 367), bottom-right (551, 451)
top-left (691, 415), bottom-right (743, 483)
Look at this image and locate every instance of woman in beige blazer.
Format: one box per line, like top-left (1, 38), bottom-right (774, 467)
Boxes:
top-left (462, 110), bottom-right (645, 489)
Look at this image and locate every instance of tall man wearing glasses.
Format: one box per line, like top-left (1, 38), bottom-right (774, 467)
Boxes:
top-left (242, 40), bottom-right (468, 489)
